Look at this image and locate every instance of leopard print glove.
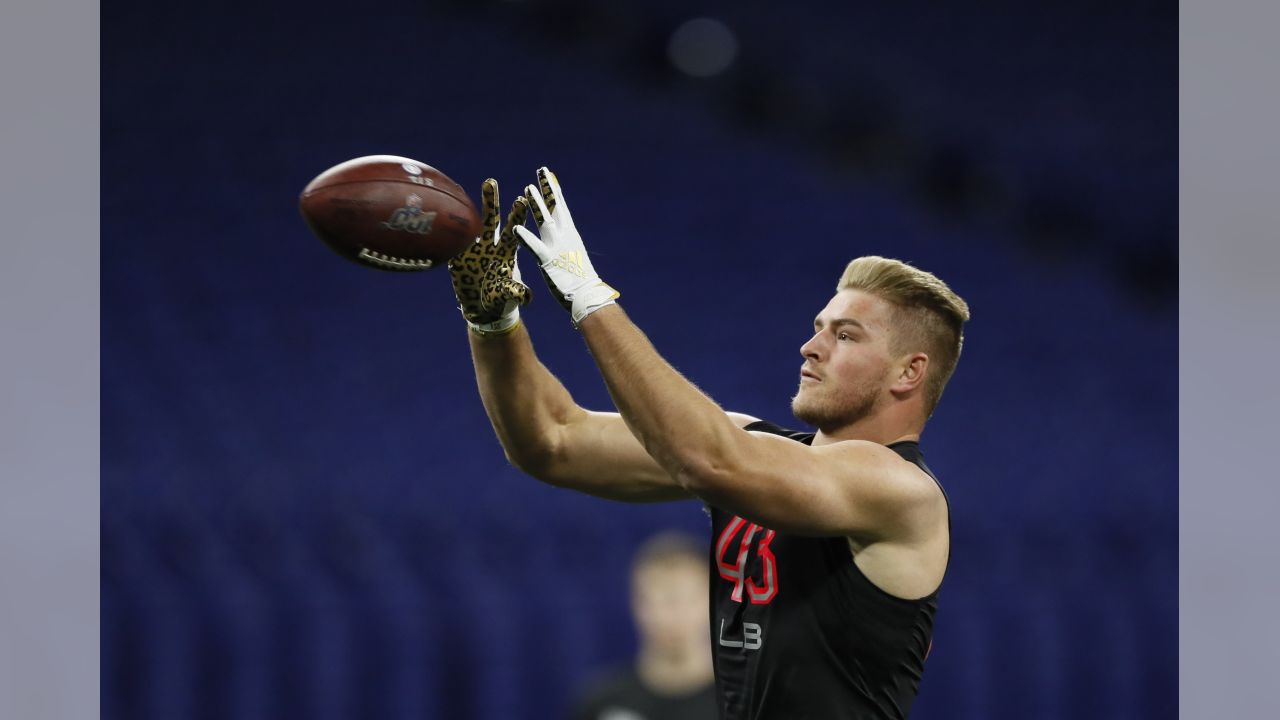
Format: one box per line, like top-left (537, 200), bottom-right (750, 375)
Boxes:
top-left (448, 179), bottom-right (532, 335)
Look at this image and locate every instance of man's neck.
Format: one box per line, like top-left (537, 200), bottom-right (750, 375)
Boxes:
top-left (812, 411), bottom-right (923, 447)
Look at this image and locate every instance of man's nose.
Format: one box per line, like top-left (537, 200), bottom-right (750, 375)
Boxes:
top-left (800, 332), bottom-right (822, 360)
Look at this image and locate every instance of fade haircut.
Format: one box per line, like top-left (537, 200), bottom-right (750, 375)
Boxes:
top-left (838, 256), bottom-right (970, 417)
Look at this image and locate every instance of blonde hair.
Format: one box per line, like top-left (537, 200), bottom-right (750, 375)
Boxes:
top-left (838, 256), bottom-right (970, 417)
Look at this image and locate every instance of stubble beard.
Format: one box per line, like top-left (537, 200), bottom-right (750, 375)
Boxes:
top-left (791, 378), bottom-right (882, 434)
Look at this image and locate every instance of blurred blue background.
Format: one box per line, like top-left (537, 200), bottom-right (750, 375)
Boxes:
top-left (102, 0), bottom-right (1176, 717)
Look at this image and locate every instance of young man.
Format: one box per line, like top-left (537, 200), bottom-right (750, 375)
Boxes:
top-left (448, 169), bottom-right (970, 719)
top-left (573, 531), bottom-right (717, 720)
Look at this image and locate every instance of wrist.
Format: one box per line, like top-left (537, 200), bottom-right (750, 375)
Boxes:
top-left (569, 281), bottom-right (620, 327)
top-left (467, 309), bottom-right (522, 336)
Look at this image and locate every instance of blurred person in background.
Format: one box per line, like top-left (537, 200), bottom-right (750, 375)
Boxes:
top-left (573, 531), bottom-right (717, 720)
top-left (449, 169), bottom-right (969, 719)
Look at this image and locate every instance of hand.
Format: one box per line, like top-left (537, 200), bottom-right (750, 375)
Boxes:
top-left (513, 167), bottom-right (619, 327)
top-left (448, 179), bottom-right (531, 336)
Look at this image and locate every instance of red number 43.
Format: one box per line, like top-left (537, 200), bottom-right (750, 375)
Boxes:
top-left (715, 516), bottom-right (779, 604)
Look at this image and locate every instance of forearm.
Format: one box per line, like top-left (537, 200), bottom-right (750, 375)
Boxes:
top-left (468, 322), bottom-right (583, 474)
top-left (578, 305), bottom-right (741, 483)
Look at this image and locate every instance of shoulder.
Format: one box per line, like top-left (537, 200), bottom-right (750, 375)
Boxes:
top-left (728, 417), bottom-right (936, 509)
top-left (811, 439), bottom-right (948, 540)
top-left (829, 440), bottom-right (942, 498)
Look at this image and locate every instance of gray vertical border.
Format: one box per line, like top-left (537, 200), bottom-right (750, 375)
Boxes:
top-left (8, 0), bottom-right (1280, 715)
top-left (1182, 0), bottom-right (1280, 716)
top-left (0, 0), bottom-right (100, 718)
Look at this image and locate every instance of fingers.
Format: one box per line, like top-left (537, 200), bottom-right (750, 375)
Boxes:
top-left (480, 178), bottom-right (501, 243)
top-left (493, 196), bottom-right (528, 269)
top-left (536, 167), bottom-right (559, 215)
top-left (503, 279), bottom-right (532, 307)
top-left (513, 224), bottom-right (550, 262)
top-left (500, 195), bottom-right (528, 244)
top-left (537, 166), bottom-right (571, 216)
top-left (525, 184), bottom-right (550, 226)
top-left (483, 169), bottom-right (564, 250)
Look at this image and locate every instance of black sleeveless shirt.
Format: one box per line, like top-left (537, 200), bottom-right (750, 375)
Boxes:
top-left (708, 421), bottom-right (948, 720)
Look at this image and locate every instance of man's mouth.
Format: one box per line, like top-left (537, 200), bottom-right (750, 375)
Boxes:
top-left (800, 368), bottom-right (822, 382)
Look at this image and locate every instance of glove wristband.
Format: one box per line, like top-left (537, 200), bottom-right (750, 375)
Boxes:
top-left (466, 309), bottom-right (521, 336)
top-left (569, 283), bottom-right (620, 327)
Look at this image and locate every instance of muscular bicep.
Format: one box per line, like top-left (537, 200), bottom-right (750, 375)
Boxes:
top-left (691, 433), bottom-right (943, 539)
top-left (539, 410), bottom-right (692, 502)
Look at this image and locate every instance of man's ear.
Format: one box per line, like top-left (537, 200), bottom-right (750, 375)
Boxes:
top-left (892, 353), bottom-right (929, 396)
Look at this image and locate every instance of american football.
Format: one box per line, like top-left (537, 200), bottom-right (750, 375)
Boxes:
top-left (299, 155), bottom-right (482, 271)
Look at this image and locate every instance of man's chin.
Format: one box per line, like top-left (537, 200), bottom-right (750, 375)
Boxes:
top-left (790, 396), bottom-right (825, 429)
top-left (792, 393), bottom-right (874, 433)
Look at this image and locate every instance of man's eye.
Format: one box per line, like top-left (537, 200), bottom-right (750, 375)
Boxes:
top-left (838, 332), bottom-right (850, 341)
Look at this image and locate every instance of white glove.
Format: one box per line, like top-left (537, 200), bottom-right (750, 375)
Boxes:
top-left (512, 167), bottom-right (619, 327)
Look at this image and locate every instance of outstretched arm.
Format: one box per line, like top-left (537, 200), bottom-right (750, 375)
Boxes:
top-left (577, 306), bottom-right (936, 536)
top-left (468, 324), bottom-right (690, 502)
top-left (448, 178), bottom-right (688, 502)
top-left (515, 168), bottom-right (942, 539)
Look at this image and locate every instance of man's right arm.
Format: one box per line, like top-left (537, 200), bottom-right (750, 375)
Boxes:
top-left (468, 323), bottom-right (693, 502)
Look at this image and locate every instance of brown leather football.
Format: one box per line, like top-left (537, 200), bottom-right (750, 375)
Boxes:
top-left (299, 155), bottom-right (482, 271)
